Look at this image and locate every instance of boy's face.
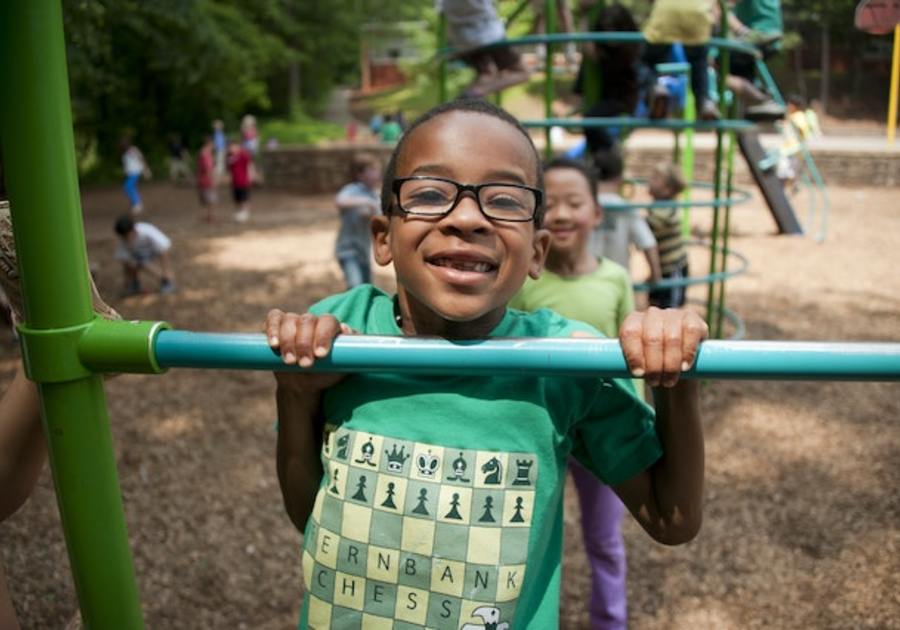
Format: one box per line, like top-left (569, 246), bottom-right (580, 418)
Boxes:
top-left (372, 111), bottom-right (549, 328)
top-left (361, 165), bottom-right (382, 188)
top-left (648, 170), bottom-right (672, 200)
top-left (543, 167), bottom-right (602, 260)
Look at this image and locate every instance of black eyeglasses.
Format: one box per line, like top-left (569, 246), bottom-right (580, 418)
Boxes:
top-left (392, 176), bottom-right (542, 223)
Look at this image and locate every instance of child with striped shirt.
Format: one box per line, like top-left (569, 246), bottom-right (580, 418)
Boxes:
top-left (646, 163), bottom-right (689, 308)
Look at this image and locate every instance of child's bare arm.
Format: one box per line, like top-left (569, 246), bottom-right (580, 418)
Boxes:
top-left (265, 310), bottom-right (351, 532)
top-left (0, 366), bottom-right (45, 522)
top-left (613, 307), bottom-right (707, 545)
top-left (643, 245), bottom-right (663, 282)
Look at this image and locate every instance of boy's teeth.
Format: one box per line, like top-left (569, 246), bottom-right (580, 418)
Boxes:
top-left (435, 258), bottom-right (492, 272)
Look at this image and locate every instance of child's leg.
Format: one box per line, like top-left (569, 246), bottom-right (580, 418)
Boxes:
top-left (570, 459), bottom-right (627, 630)
top-left (121, 261), bottom-right (141, 294)
top-left (123, 174), bottom-right (141, 210)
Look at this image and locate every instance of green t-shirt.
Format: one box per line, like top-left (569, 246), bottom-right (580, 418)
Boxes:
top-left (509, 261), bottom-right (634, 338)
top-left (734, 0), bottom-right (782, 34)
top-left (297, 284), bottom-right (660, 629)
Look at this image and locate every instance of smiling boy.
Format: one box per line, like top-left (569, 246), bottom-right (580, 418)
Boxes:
top-left (266, 99), bottom-right (707, 629)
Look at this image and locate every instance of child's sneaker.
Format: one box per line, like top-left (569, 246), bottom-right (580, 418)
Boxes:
top-left (234, 208), bottom-right (250, 223)
top-left (0, 201), bottom-right (121, 322)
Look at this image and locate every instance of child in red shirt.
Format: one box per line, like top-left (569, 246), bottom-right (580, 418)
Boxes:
top-left (196, 136), bottom-right (217, 223)
top-left (227, 140), bottom-right (251, 223)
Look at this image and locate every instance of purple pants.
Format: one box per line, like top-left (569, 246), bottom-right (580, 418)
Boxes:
top-left (570, 459), bottom-right (627, 630)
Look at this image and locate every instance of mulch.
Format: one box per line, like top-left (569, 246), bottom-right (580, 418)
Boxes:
top-left (1, 182), bottom-right (898, 629)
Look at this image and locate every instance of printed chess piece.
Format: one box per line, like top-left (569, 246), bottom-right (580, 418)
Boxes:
top-left (511, 496), bottom-right (525, 523)
top-left (512, 459), bottom-right (534, 486)
top-left (351, 475), bottom-right (368, 502)
top-left (412, 488), bottom-right (430, 515)
top-left (329, 468), bottom-right (341, 495)
top-left (481, 456), bottom-right (503, 485)
top-left (354, 437), bottom-right (377, 466)
top-left (381, 482), bottom-right (397, 509)
top-left (385, 443), bottom-right (410, 473)
top-left (444, 493), bottom-right (463, 520)
top-left (446, 452), bottom-right (471, 482)
top-left (478, 496), bottom-right (496, 523)
top-left (335, 434), bottom-right (350, 459)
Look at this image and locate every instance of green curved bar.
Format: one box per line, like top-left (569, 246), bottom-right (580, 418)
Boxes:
top-left (441, 32), bottom-right (761, 59)
top-left (522, 117), bottom-right (756, 131)
top-left (633, 240), bottom-right (750, 292)
top-left (601, 183), bottom-right (753, 212)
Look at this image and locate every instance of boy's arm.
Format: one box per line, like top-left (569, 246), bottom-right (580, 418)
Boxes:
top-left (612, 308), bottom-right (707, 545)
top-left (630, 216), bottom-right (662, 281)
top-left (336, 191), bottom-right (378, 214)
top-left (276, 383), bottom-right (325, 532)
top-left (643, 246), bottom-right (663, 282)
top-left (0, 367), bottom-right (45, 522)
top-left (266, 310), bottom-right (351, 533)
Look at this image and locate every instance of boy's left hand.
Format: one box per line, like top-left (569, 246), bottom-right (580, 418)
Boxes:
top-left (619, 307), bottom-right (708, 388)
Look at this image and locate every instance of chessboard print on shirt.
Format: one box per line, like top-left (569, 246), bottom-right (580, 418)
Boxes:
top-left (303, 425), bottom-right (539, 630)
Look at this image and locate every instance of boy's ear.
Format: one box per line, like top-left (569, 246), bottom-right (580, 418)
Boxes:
top-left (372, 214), bottom-right (393, 266)
top-left (528, 227), bottom-right (552, 279)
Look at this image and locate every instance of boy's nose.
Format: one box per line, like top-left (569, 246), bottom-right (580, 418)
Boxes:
top-left (442, 192), bottom-right (491, 232)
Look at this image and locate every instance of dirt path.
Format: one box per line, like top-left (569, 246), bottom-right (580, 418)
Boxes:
top-left (1, 182), bottom-right (898, 629)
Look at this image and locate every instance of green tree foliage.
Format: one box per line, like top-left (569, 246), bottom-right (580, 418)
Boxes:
top-left (61, 0), bottom-right (430, 172)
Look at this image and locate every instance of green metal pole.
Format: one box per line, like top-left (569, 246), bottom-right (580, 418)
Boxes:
top-left (543, 0), bottom-right (556, 158)
top-left (0, 2), bottom-right (144, 628)
top-left (705, 1), bottom-right (731, 332)
top-left (715, 125), bottom-right (738, 339)
top-left (438, 12), bottom-right (448, 104)
top-left (680, 90), bottom-right (696, 238)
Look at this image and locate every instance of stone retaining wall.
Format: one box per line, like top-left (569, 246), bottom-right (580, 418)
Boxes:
top-left (261, 142), bottom-right (900, 193)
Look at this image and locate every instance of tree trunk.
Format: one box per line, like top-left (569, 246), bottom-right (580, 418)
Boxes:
top-left (288, 61), bottom-right (301, 116)
top-left (794, 44), bottom-right (807, 100)
top-left (820, 16), bottom-right (830, 114)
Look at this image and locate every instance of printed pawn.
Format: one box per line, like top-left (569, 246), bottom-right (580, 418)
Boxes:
top-left (444, 492), bottom-right (463, 520)
top-left (510, 496), bottom-right (525, 523)
top-left (381, 482), bottom-right (397, 509)
top-left (329, 468), bottom-right (341, 495)
top-left (411, 488), bottom-right (430, 516)
top-left (478, 496), bottom-right (496, 523)
top-left (351, 475), bottom-right (368, 502)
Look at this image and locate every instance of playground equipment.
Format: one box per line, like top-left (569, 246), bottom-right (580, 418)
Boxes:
top-left (435, 2), bottom-right (834, 338)
top-left (1, 2), bottom-right (899, 628)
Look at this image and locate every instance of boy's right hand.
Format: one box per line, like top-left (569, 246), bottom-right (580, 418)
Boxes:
top-left (265, 309), bottom-right (353, 393)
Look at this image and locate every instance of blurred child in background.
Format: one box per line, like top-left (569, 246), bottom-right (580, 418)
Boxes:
top-left (113, 215), bottom-right (175, 295)
top-left (334, 155), bottom-right (382, 288)
top-left (227, 140), bottom-right (252, 223)
top-left (196, 135), bottom-right (217, 223)
top-left (646, 162), bottom-right (689, 309)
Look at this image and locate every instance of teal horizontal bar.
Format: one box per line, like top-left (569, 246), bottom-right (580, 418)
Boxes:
top-left (523, 117), bottom-right (756, 131)
top-left (152, 331), bottom-right (900, 381)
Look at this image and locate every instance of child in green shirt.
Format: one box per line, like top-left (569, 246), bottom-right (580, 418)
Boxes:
top-left (264, 99), bottom-right (708, 629)
top-left (510, 157), bottom-right (637, 629)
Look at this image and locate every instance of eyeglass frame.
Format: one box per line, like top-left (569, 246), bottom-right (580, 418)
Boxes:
top-left (390, 175), bottom-right (543, 223)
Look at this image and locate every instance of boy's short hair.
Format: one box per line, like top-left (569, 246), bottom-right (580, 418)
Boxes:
top-left (114, 215), bottom-right (135, 236)
top-left (544, 157), bottom-right (598, 200)
top-left (380, 98), bottom-right (545, 226)
top-left (652, 162), bottom-right (686, 197)
top-left (787, 94), bottom-right (807, 109)
top-left (352, 154), bottom-right (381, 178)
top-left (592, 147), bottom-right (625, 182)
